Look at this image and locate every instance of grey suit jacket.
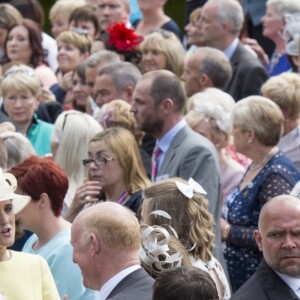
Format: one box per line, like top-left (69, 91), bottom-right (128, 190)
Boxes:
top-left (106, 268), bottom-right (154, 300)
top-left (231, 259), bottom-right (300, 300)
top-left (225, 41), bottom-right (269, 101)
top-left (156, 125), bottom-right (223, 262)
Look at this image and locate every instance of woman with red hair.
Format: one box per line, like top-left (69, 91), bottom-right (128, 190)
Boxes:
top-left (10, 156), bottom-right (98, 300)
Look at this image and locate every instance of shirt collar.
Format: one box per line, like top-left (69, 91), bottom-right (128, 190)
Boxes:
top-left (157, 119), bottom-right (187, 154)
top-left (99, 265), bottom-right (141, 300)
top-left (223, 38), bottom-right (239, 60)
top-left (275, 270), bottom-right (300, 295)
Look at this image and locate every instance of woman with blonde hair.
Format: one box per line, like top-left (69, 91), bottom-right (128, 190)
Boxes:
top-left (66, 127), bottom-right (150, 221)
top-left (141, 177), bottom-right (231, 300)
top-left (221, 95), bottom-right (300, 292)
top-left (139, 29), bottom-right (185, 77)
top-left (185, 7), bottom-right (202, 60)
top-left (261, 72), bottom-right (300, 170)
top-left (98, 99), bottom-right (151, 177)
top-left (1, 64), bottom-right (53, 156)
top-left (50, 31), bottom-right (91, 108)
top-left (51, 110), bottom-right (103, 216)
top-left (49, 0), bottom-right (86, 38)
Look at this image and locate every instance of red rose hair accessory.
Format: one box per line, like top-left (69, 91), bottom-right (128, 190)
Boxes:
top-left (108, 23), bottom-right (143, 52)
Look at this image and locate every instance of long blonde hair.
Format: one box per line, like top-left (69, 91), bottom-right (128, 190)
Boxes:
top-left (143, 177), bottom-right (215, 262)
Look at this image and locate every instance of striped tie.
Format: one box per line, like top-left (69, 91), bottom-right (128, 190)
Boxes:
top-left (151, 143), bottom-right (162, 182)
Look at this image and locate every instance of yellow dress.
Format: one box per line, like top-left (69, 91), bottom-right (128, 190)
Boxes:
top-left (0, 250), bottom-right (60, 300)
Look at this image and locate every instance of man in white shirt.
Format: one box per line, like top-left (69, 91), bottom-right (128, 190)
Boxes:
top-left (231, 195), bottom-right (300, 300)
top-left (71, 202), bottom-right (154, 300)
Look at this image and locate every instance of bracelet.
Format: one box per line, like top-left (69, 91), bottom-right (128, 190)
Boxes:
top-left (222, 223), bottom-right (231, 241)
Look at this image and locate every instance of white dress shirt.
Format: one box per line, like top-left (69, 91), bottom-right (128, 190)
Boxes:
top-left (275, 271), bottom-right (300, 298)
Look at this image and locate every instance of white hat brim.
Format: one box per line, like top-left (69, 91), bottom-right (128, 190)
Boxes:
top-left (0, 194), bottom-right (31, 214)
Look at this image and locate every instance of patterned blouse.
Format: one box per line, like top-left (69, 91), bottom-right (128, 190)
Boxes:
top-left (222, 151), bottom-right (300, 292)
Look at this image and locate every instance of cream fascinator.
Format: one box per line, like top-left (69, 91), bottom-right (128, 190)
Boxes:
top-left (139, 210), bottom-right (183, 274)
top-left (0, 169), bottom-right (30, 214)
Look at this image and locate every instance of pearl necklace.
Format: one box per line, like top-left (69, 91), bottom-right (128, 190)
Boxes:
top-left (249, 148), bottom-right (277, 172)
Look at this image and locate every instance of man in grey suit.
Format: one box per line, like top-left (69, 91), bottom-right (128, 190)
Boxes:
top-left (231, 195), bottom-right (300, 300)
top-left (197, 0), bottom-right (268, 101)
top-left (71, 202), bottom-right (154, 300)
top-left (131, 70), bottom-right (224, 263)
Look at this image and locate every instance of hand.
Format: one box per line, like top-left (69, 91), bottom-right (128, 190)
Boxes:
top-left (40, 87), bottom-right (56, 103)
top-left (221, 218), bottom-right (231, 241)
top-left (242, 37), bottom-right (269, 66)
top-left (58, 71), bottom-right (74, 91)
top-left (64, 181), bottom-right (102, 222)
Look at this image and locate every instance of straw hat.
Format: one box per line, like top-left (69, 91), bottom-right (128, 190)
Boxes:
top-left (0, 169), bottom-right (30, 214)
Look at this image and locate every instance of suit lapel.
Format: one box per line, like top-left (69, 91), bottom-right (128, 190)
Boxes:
top-left (257, 260), bottom-right (300, 300)
top-left (157, 126), bottom-right (188, 176)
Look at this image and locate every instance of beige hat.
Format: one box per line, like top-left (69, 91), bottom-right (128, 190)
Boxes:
top-left (0, 169), bottom-right (30, 214)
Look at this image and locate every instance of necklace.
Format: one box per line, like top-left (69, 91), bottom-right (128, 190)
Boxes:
top-left (249, 148), bottom-right (277, 172)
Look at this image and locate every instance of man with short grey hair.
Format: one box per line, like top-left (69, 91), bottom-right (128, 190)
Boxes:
top-left (93, 61), bottom-right (141, 107)
top-left (85, 50), bottom-right (121, 94)
top-left (181, 47), bottom-right (232, 97)
top-left (197, 0), bottom-right (268, 101)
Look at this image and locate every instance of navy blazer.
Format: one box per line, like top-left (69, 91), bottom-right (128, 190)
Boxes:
top-left (231, 259), bottom-right (300, 300)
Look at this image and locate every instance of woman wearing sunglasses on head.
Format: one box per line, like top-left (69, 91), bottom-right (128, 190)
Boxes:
top-left (1, 64), bottom-right (53, 156)
top-left (64, 127), bottom-right (150, 222)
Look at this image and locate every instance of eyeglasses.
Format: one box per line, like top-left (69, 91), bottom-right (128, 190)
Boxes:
top-left (82, 156), bottom-right (114, 167)
top-left (3, 69), bottom-right (35, 79)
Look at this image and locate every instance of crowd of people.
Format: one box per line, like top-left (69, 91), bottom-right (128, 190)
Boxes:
top-left (0, 0), bottom-right (300, 299)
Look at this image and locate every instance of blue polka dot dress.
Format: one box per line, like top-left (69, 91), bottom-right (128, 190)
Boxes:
top-left (222, 151), bottom-right (300, 292)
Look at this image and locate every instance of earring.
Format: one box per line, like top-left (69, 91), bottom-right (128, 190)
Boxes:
top-left (247, 139), bottom-right (252, 145)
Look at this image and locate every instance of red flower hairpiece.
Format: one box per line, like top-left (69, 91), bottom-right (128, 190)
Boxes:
top-left (108, 23), bottom-right (143, 52)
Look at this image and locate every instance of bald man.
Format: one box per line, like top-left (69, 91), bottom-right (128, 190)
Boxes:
top-left (71, 202), bottom-right (154, 300)
top-left (231, 195), bottom-right (300, 300)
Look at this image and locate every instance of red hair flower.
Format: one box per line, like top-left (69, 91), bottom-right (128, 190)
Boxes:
top-left (108, 23), bottom-right (143, 52)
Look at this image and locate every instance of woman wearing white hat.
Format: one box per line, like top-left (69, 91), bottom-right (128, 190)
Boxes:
top-left (0, 169), bottom-right (60, 299)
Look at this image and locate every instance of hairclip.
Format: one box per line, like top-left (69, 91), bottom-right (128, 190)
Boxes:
top-left (175, 178), bottom-right (207, 198)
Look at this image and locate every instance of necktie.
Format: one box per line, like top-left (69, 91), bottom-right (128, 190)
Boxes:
top-left (151, 143), bottom-right (162, 181)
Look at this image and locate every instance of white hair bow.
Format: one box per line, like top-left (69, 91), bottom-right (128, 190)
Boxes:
top-left (175, 178), bottom-right (207, 198)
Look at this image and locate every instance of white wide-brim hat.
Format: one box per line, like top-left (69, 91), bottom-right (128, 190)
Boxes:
top-left (0, 170), bottom-right (30, 214)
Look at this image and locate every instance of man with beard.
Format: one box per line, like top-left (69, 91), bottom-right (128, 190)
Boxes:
top-left (231, 195), bottom-right (300, 300)
top-left (131, 70), bottom-right (224, 264)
